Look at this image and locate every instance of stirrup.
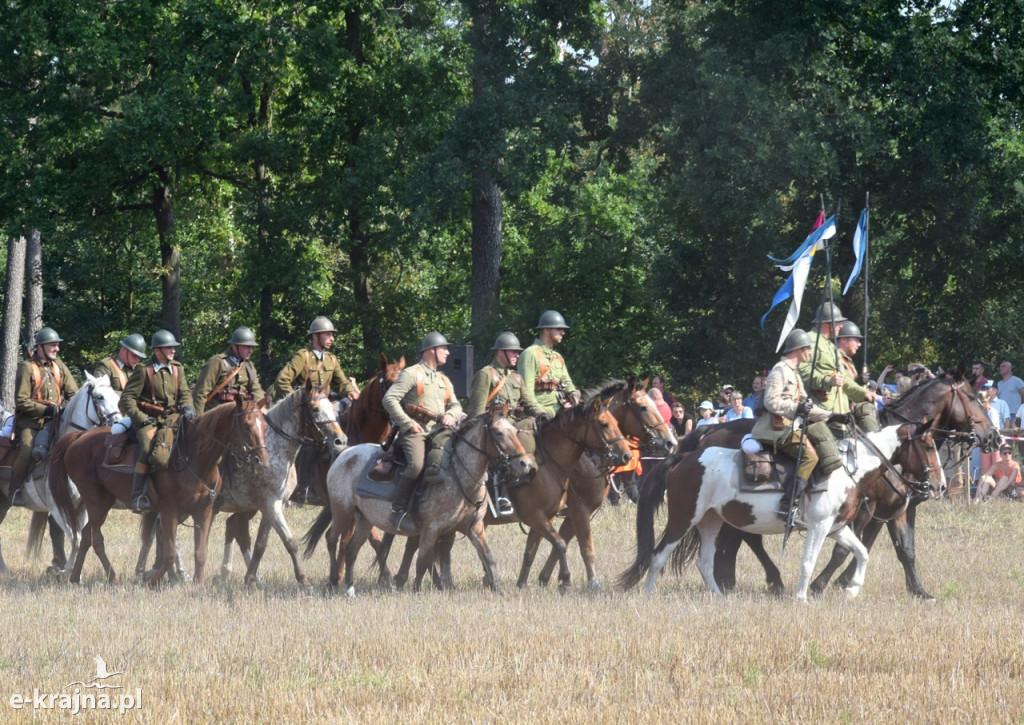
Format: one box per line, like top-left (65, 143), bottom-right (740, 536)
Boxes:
top-left (389, 509), bottom-right (416, 533)
top-left (132, 495), bottom-right (151, 514)
top-left (496, 497), bottom-right (514, 517)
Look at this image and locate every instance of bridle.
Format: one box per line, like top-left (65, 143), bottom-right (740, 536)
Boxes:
top-left (620, 391), bottom-right (673, 455)
top-left (850, 423), bottom-right (941, 505)
top-left (443, 415), bottom-right (532, 507)
top-left (66, 381), bottom-right (121, 432)
top-left (264, 388), bottom-right (340, 452)
top-left (539, 403), bottom-right (628, 478)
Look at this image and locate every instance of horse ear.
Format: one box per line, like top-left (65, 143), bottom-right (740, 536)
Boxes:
top-left (640, 377), bottom-right (649, 391)
top-left (379, 353), bottom-right (388, 372)
top-left (305, 378), bottom-right (314, 393)
top-left (85, 370), bottom-right (96, 384)
top-left (398, 356), bottom-right (406, 368)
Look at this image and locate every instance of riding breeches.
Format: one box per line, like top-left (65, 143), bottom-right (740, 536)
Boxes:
top-left (9, 427), bottom-right (38, 492)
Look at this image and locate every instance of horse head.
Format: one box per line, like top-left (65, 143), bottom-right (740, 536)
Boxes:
top-left (484, 404), bottom-right (536, 480)
top-left (81, 371), bottom-right (123, 428)
top-left (304, 380), bottom-right (347, 453)
top-left (898, 420), bottom-right (946, 499)
top-left (620, 379), bottom-right (678, 455)
top-left (232, 396), bottom-right (270, 469)
top-left (582, 397), bottom-right (633, 468)
top-left (380, 354), bottom-right (406, 389)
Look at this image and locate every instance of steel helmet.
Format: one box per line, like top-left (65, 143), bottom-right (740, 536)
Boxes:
top-left (419, 331), bottom-right (450, 353)
top-left (150, 329), bottom-right (180, 349)
top-left (491, 331), bottom-right (523, 352)
top-left (837, 321), bottom-right (863, 339)
top-left (308, 316), bottom-right (337, 335)
top-left (228, 326), bottom-right (259, 347)
top-left (121, 333), bottom-right (147, 357)
top-left (782, 329), bottom-right (813, 354)
top-left (812, 301), bottom-right (847, 325)
top-left (536, 310), bottom-right (570, 330)
top-left (35, 327), bottom-right (63, 345)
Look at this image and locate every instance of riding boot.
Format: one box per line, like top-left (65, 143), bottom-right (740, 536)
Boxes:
top-left (7, 477), bottom-right (28, 507)
top-left (131, 459), bottom-right (151, 514)
top-left (8, 445), bottom-right (33, 508)
top-left (495, 482), bottom-right (514, 517)
top-left (777, 476), bottom-right (808, 522)
top-left (389, 475), bottom-right (418, 533)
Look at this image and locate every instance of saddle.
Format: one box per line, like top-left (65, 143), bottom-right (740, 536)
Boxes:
top-left (738, 436), bottom-right (825, 493)
top-left (356, 453), bottom-right (408, 501)
top-left (103, 432), bottom-right (135, 469)
top-left (0, 436), bottom-right (17, 469)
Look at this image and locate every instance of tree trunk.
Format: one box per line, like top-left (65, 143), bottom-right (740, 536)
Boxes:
top-left (22, 228), bottom-right (42, 350)
top-left (154, 170), bottom-right (181, 340)
top-left (0, 235), bottom-right (26, 411)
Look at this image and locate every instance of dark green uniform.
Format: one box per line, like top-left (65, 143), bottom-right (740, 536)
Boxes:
top-left (9, 356), bottom-right (79, 497)
top-left (120, 360), bottom-right (193, 463)
top-left (274, 348), bottom-right (356, 400)
top-left (466, 364), bottom-right (524, 418)
top-left (798, 331), bottom-right (870, 431)
top-left (839, 350), bottom-right (879, 432)
top-left (517, 339), bottom-right (576, 418)
top-left (92, 356), bottom-right (135, 396)
top-left (194, 351), bottom-right (265, 416)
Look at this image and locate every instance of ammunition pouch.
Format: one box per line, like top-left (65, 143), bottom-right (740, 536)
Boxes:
top-left (743, 451), bottom-right (774, 483)
top-left (535, 379), bottom-right (561, 392)
top-left (137, 401), bottom-right (169, 417)
top-left (148, 414), bottom-right (181, 471)
top-left (405, 404), bottom-right (439, 426)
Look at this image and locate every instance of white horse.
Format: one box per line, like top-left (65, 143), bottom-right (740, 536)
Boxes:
top-left (1, 372), bottom-right (123, 575)
top-left (619, 422), bottom-right (945, 602)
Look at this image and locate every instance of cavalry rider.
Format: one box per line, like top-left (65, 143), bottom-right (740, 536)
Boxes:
top-left (383, 331), bottom-right (462, 532)
top-left (517, 310), bottom-right (579, 419)
top-left (798, 301), bottom-right (873, 436)
top-left (194, 326), bottom-right (265, 416)
top-left (834, 321), bottom-right (879, 432)
top-left (274, 316), bottom-right (358, 503)
top-left (120, 330), bottom-right (195, 514)
top-left (8, 327), bottom-right (79, 508)
top-left (466, 331), bottom-right (528, 517)
top-left (752, 329), bottom-right (846, 521)
top-left (92, 333), bottom-right (146, 396)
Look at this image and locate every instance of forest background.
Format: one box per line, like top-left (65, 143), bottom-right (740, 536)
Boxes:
top-left (1, 0), bottom-right (1021, 404)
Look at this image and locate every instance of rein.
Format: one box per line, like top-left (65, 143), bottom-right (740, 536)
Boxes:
top-left (849, 424), bottom-right (935, 501)
top-left (541, 407), bottom-right (627, 477)
top-left (264, 391), bottom-right (335, 450)
top-left (442, 417), bottom-right (528, 507)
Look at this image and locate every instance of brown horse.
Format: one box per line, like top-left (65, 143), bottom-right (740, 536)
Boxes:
top-left (302, 406), bottom-right (537, 594)
top-left (619, 421), bottom-right (945, 601)
top-left (383, 385), bottom-right (644, 591)
top-left (50, 397), bottom-right (268, 585)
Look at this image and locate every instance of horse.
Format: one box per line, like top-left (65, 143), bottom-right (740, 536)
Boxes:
top-left (50, 397), bottom-right (268, 585)
top-left (0, 372), bottom-right (123, 576)
top-left (382, 391), bottom-right (638, 591)
top-left (711, 374), bottom-right (1000, 598)
top-left (301, 406), bottom-right (537, 594)
top-left (618, 421), bottom-right (945, 602)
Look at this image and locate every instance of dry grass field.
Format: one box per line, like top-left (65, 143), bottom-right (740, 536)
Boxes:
top-left (1, 497), bottom-right (1022, 723)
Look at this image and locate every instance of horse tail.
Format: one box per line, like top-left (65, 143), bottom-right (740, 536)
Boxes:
top-left (670, 529), bottom-right (702, 576)
top-left (370, 532), bottom-right (396, 575)
top-left (301, 506), bottom-right (332, 559)
top-left (25, 511), bottom-right (49, 560)
top-left (49, 430), bottom-right (86, 534)
top-left (616, 455), bottom-right (672, 590)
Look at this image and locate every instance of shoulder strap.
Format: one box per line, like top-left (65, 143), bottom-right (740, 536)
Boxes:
top-left (107, 357), bottom-right (127, 389)
top-left (205, 362), bottom-right (244, 404)
top-left (31, 361), bottom-right (63, 404)
top-left (415, 367), bottom-right (425, 399)
top-left (485, 372), bottom-right (510, 407)
top-left (536, 348), bottom-right (550, 381)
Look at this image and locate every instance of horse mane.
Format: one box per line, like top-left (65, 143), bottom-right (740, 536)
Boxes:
top-left (880, 376), bottom-right (949, 421)
top-left (265, 386), bottom-right (313, 429)
top-left (580, 379), bottom-right (627, 406)
top-left (189, 401), bottom-right (246, 461)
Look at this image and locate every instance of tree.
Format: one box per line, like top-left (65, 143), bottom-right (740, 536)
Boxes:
top-left (1, 235), bottom-right (26, 408)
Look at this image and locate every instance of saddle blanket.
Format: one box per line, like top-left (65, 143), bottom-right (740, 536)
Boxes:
top-left (355, 456), bottom-right (400, 501)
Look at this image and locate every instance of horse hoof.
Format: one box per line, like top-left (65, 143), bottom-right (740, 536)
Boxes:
top-left (344, 586), bottom-right (355, 598)
top-left (587, 579), bottom-right (604, 593)
top-left (843, 586), bottom-right (861, 600)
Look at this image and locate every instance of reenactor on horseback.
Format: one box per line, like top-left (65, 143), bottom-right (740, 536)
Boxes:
top-left (8, 327), bottom-right (79, 507)
top-left (752, 329), bottom-right (846, 521)
top-left (274, 316), bottom-right (359, 503)
top-left (194, 326), bottom-right (265, 416)
top-left (120, 330), bottom-right (195, 514)
top-left (383, 331), bottom-right (462, 532)
top-left (466, 331), bottom-right (529, 516)
top-left (798, 302), bottom-right (876, 435)
top-left (92, 333), bottom-right (146, 396)
top-left (518, 310), bottom-right (579, 419)
top-left (835, 321), bottom-right (879, 432)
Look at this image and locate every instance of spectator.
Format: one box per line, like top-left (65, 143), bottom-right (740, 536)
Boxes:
top-left (724, 390), bottom-right (754, 421)
top-left (983, 381), bottom-right (1011, 428)
top-left (670, 401), bottom-right (693, 437)
top-left (647, 388), bottom-right (672, 425)
top-left (996, 361), bottom-right (1024, 414)
top-left (650, 376), bottom-right (676, 408)
top-left (976, 444), bottom-right (1022, 501)
top-left (715, 384), bottom-right (734, 421)
top-left (970, 361), bottom-right (990, 392)
top-left (878, 385), bottom-right (894, 409)
top-left (695, 400), bottom-right (718, 428)
top-left (977, 390), bottom-right (1003, 475)
top-left (907, 362), bottom-right (935, 387)
top-left (743, 376), bottom-right (763, 411)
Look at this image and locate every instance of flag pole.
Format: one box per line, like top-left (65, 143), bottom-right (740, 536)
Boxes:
top-left (861, 192), bottom-right (871, 377)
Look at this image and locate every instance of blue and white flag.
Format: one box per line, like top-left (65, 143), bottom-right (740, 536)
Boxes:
top-left (766, 213), bottom-right (833, 266)
top-left (842, 208), bottom-right (868, 295)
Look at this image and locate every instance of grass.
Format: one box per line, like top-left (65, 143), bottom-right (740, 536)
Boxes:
top-left (1, 499), bottom-right (1023, 723)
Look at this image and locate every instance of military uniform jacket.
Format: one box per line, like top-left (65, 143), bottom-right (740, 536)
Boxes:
top-left (92, 356), bottom-right (134, 394)
top-left (837, 351), bottom-right (871, 412)
top-left (517, 340), bottom-right (576, 417)
top-left (274, 347), bottom-right (355, 400)
top-left (121, 360), bottom-right (194, 428)
top-left (796, 331), bottom-right (868, 414)
top-left (752, 357), bottom-right (830, 446)
top-left (466, 362), bottom-right (523, 418)
top-left (194, 351), bottom-right (266, 415)
top-left (383, 362), bottom-right (462, 434)
top-left (15, 357), bottom-right (79, 430)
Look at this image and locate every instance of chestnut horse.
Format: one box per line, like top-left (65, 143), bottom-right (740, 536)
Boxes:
top-left (302, 406), bottom-right (537, 594)
top-left (709, 375), bottom-right (999, 598)
top-left (382, 391), bottom-right (638, 591)
top-left (50, 397), bottom-right (268, 585)
top-left (618, 421), bottom-right (945, 601)
top-left (212, 355), bottom-right (403, 582)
